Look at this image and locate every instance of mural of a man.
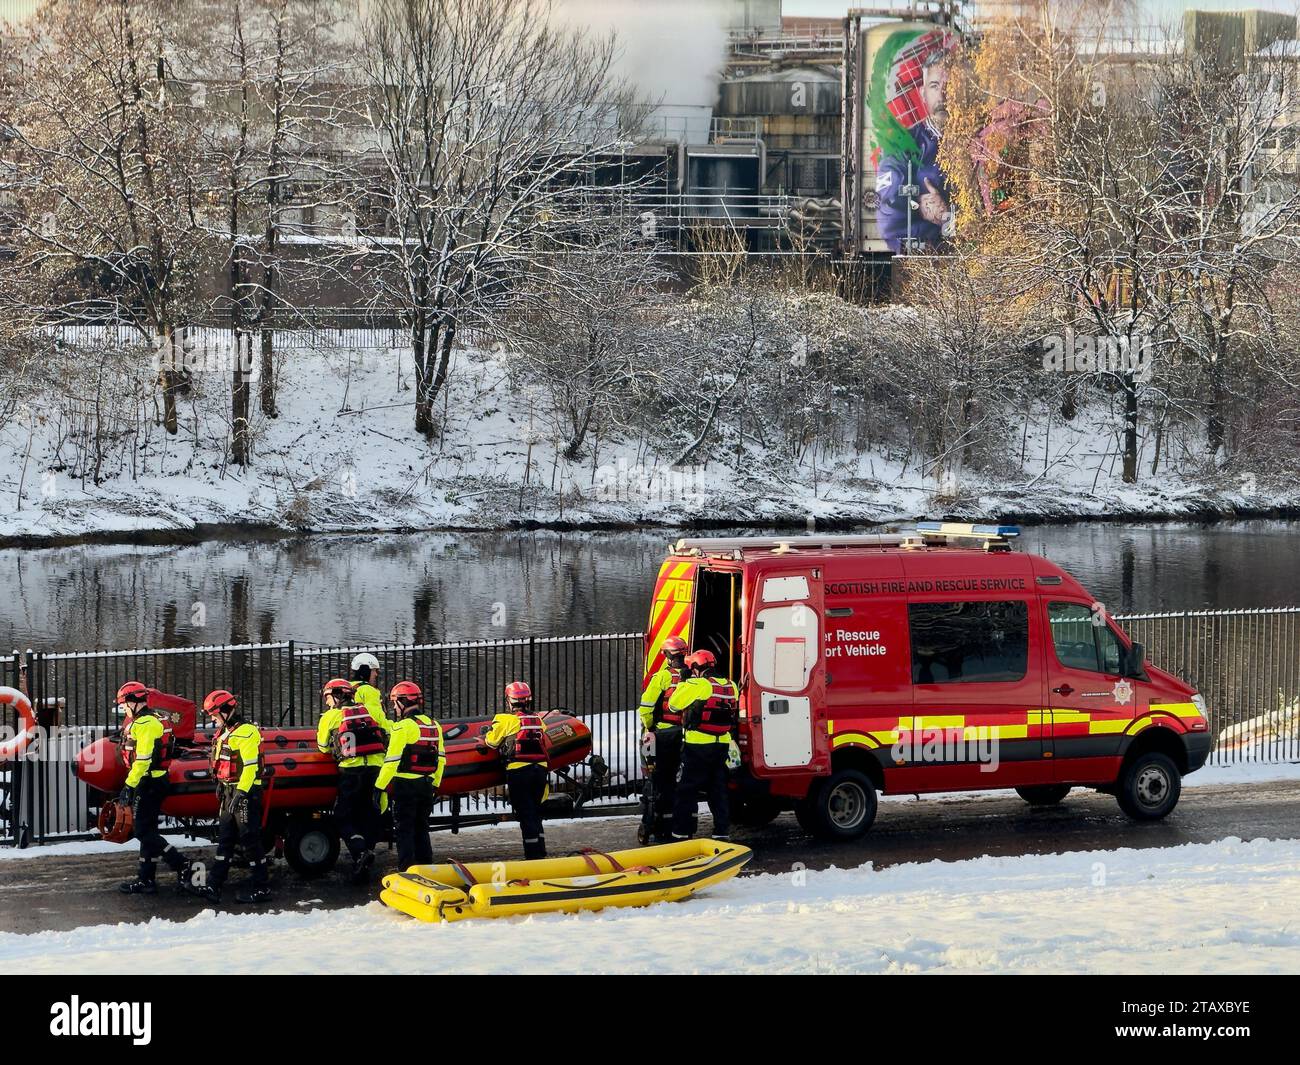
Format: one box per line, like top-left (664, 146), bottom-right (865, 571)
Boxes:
top-left (874, 46), bottom-right (955, 254)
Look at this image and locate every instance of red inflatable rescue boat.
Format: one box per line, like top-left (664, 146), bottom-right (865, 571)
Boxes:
top-left (74, 689), bottom-right (593, 876)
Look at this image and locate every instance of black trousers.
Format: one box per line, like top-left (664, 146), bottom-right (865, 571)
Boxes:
top-left (209, 786), bottom-right (267, 890)
top-left (506, 764), bottom-right (548, 860)
top-left (671, 742), bottom-right (731, 839)
top-left (335, 765), bottom-right (381, 859)
top-left (650, 727), bottom-right (683, 830)
top-left (132, 774), bottom-right (185, 878)
top-left (391, 775), bottom-right (434, 870)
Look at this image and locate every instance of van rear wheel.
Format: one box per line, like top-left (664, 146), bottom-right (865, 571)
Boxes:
top-left (1116, 751), bottom-right (1182, 821)
top-left (1015, 784), bottom-right (1072, 806)
top-left (801, 770), bottom-right (877, 841)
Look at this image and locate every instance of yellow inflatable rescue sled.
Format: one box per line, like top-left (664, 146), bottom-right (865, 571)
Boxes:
top-left (380, 839), bottom-right (751, 922)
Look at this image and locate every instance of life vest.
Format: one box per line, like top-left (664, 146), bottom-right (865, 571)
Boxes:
top-left (399, 716), bottom-right (443, 776)
top-left (211, 729), bottom-right (246, 784)
top-left (685, 679), bottom-right (738, 736)
top-left (503, 712), bottom-right (548, 764)
top-left (331, 704), bottom-right (386, 759)
top-left (121, 712), bottom-right (175, 771)
top-left (657, 666), bottom-right (686, 726)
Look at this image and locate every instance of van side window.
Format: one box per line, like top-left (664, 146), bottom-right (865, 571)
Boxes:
top-left (907, 601), bottom-right (1029, 684)
top-left (1048, 602), bottom-right (1124, 674)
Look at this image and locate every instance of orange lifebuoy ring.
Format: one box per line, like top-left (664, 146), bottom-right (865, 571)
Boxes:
top-left (97, 799), bottom-right (135, 843)
top-left (0, 686), bottom-right (37, 762)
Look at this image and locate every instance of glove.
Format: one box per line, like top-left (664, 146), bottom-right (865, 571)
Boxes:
top-left (371, 789), bottom-right (384, 813)
top-left (231, 790), bottom-right (250, 824)
top-left (116, 787), bottom-right (135, 806)
top-left (475, 743), bottom-right (492, 755)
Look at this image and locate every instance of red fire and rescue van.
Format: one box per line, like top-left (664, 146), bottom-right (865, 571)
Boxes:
top-left (643, 523), bottom-right (1212, 840)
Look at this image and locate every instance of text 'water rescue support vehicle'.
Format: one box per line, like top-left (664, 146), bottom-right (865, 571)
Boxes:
top-left (644, 523), bottom-right (1211, 839)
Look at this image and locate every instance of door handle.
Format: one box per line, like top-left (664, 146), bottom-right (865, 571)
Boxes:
top-left (1052, 684), bottom-right (1074, 696)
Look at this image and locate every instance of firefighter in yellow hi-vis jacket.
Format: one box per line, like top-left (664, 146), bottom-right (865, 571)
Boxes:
top-left (637, 635), bottom-right (690, 844)
top-left (480, 681), bottom-right (549, 859)
top-left (195, 690), bottom-right (270, 904)
top-left (317, 677), bottom-right (391, 882)
top-left (669, 650), bottom-right (739, 842)
top-left (375, 681), bottom-right (445, 870)
top-left (115, 681), bottom-right (193, 894)
top-left (349, 652), bottom-right (386, 720)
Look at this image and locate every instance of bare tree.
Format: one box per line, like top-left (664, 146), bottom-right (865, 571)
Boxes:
top-left (345, 0), bottom-right (646, 438)
top-left (502, 211), bottom-right (670, 460)
top-left (1, 0), bottom-right (210, 436)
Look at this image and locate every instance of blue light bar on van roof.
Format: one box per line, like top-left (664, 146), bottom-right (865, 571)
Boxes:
top-left (916, 522), bottom-right (1021, 538)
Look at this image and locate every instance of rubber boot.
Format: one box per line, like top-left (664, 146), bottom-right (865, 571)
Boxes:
top-left (349, 849), bottom-right (375, 884)
top-left (237, 858), bottom-right (271, 902)
top-left (195, 856), bottom-right (228, 902)
top-left (119, 860), bottom-right (158, 895)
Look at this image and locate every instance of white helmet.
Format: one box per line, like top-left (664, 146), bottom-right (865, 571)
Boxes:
top-left (350, 652), bottom-right (380, 674)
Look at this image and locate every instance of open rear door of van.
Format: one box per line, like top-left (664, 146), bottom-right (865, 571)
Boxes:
top-left (748, 567), bottom-right (829, 775)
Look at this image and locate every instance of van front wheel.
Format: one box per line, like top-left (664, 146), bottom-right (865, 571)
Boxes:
top-left (801, 770), bottom-right (877, 841)
top-left (1116, 751), bottom-right (1182, 821)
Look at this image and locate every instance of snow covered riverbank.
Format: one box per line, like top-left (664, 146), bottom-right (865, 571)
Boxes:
top-left (2, 836), bottom-right (1296, 973)
top-left (3, 341), bottom-right (1296, 547)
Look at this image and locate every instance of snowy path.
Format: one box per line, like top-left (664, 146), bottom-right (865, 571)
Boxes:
top-left (1, 836), bottom-right (1297, 974)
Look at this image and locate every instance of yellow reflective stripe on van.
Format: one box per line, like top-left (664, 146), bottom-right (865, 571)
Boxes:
top-left (897, 715), bottom-right (966, 730)
top-left (831, 731), bottom-right (880, 749)
top-left (1151, 701), bottom-right (1200, 718)
top-left (1087, 719), bottom-right (1129, 735)
top-left (964, 724), bottom-right (1029, 740)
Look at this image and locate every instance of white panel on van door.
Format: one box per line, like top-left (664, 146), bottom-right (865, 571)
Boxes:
top-left (761, 575), bottom-right (810, 602)
top-left (753, 606), bottom-right (818, 690)
top-left (761, 692), bottom-right (814, 768)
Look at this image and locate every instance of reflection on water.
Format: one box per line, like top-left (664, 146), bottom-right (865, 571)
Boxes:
top-left (2, 520), bottom-right (1297, 652)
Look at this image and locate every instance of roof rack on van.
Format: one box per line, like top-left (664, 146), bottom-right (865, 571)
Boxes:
top-left (671, 523), bottom-right (1021, 558)
top-left (914, 522), bottom-right (1021, 553)
top-left (672, 533), bottom-right (916, 557)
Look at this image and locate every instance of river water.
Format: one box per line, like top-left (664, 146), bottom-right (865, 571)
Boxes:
top-left (2, 520), bottom-right (1297, 652)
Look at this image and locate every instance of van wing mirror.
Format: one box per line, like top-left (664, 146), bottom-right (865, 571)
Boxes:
top-left (1125, 642), bottom-right (1147, 678)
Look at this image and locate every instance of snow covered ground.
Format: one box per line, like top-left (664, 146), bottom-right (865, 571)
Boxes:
top-left (2, 336), bottom-right (1294, 544)
top-left (2, 836), bottom-right (1297, 974)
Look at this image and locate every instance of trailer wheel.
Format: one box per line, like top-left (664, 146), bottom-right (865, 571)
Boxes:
top-left (1116, 751), bottom-right (1182, 821)
top-left (802, 770), bottom-right (877, 841)
top-left (284, 816), bottom-right (340, 879)
top-left (729, 794), bottom-right (782, 829)
top-left (1015, 784), bottom-right (1072, 806)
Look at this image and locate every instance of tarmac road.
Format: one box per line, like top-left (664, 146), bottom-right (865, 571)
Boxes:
top-left (2, 779), bottom-right (1298, 935)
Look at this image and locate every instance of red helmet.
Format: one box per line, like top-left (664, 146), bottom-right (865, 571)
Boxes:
top-left (116, 681), bottom-right (148, 704)
top-left (504, 681), bottom-right (532, 706)
top-left (685, 649), bottom-right (716, 670)
top-left (662, 637), bottom-right (688, 656)
top-left (389, 681), bottom-right (423, 712)
top-left (322, 678), bottom-right (355, 702)
top-left (202, 689), bottom-right (238, 716)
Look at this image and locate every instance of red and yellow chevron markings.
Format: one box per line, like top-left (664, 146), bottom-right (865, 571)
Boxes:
top-left (642, 559), bottom-right (697, 688)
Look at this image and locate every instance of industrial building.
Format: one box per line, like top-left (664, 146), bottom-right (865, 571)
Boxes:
top-left (1, 0), bottom-right (1296, 299)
